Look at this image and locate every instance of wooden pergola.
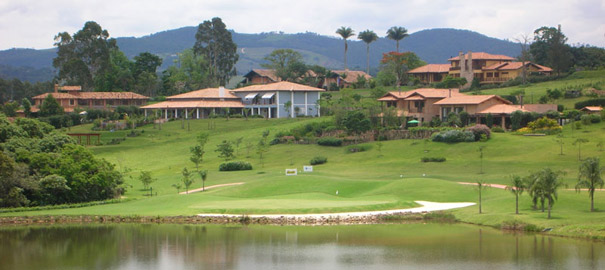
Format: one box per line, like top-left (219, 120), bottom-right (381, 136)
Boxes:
top-left (67, 133), bottom-right (100, 145)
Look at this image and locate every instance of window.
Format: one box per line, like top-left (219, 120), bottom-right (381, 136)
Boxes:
top-left (494, 72), bottom-right (500, 78)
top-left (455, 107), bottom-right (464, 114)
top-left (501, 72), bottom-right (508, 75)
top-left (487, 73), bottom-right (493, 78)
top-left (69, 99), bottom-right (75, 106)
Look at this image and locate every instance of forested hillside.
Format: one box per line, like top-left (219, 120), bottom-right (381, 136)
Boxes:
top-left (0, 28), bottom-right (521, 82)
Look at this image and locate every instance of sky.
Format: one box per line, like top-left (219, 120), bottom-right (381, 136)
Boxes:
top-left (0, 0), bottom-right (604, 50)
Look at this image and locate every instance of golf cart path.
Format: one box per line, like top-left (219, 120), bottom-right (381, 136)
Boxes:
top-left (197, 201), bottom-right (476, 219)
top-left (179, 182), bottom-right (244, 195)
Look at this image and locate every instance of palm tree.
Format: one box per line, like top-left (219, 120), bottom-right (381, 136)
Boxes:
top-left (358, 30), bottom-right (378, 75)
top-left (537, 168), bottom-right (565, 219)
top-left (506, 175), bottom-right (526, 214)
top-left (576, 157), bottom-right (604, 212)
top-left (336, 26), bottom-right (355, 69)
top-left (475, 180), bottom-right (490, 214)
top-left (386, 26), bottom-right (409, 52)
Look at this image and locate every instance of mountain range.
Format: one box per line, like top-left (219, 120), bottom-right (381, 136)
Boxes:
top-left (0, 27), bottom-right (522, 82)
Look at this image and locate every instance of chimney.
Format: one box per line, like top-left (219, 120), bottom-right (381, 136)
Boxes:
top-left (218, 86), bottom-right (225, 98)
top-left (449, 89), bottom-right (452, 97)
top-left (467, 51), bottom-right (473, 70)
top-left (54, 84), bottom-right (59, 93)
top-left (458, 51), bottom-right (464, 69)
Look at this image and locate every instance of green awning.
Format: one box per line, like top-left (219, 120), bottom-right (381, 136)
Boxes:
top-left (407, 120), bottom-right (419, 124)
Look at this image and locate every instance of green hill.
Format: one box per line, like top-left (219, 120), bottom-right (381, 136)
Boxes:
top-left (0, 28), bottom-right (520, 82)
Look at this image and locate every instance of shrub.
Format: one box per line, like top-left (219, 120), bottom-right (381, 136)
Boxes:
top-left (590, 114), bottom-right (601, 123)
top-left (317, 137), bottom-right (342, 146)
top-left (421, 157), bottom-right (446, 162)
top-left (574, 98), bottom-right (605, 109)
top-left (580, 114), bottom-right (592, 125)
top-left (219, 161), bottom-right (252, 171)
top-left (491, 126), bottom-right (505, 133)
top-left (310, 156), bottom-right (327, 165)
top-left (431, 129), bottom-right (475, 143)
top-left (516, 117), bottom-right (562, 135)
top-left (346, 144), bottom-right (372, 153)
top-left (465, 124), bottom-right (491, 141)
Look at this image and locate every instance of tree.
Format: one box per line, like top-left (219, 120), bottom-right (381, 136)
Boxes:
top-left (342, 111), bottom-right (371, 135)
top-left (53, 21), bottom-right (117, 91)
top-left (138, 171), bottom-right (156, 190)
top-left (95, 49), bottom-right (135, 92)
top-left (486, 113), bottom-right (494, 128)
top-left (435, 75), bottom-right (467, 89)
top-left (193, 17), bottom-right (239, 86)
top-left (256, 130), bottom-right (270, 168)
top-left (358, 30), bottom-right (378, 75)
top-left (39, 94), bottom-right (64, 117)
top-left (506, 175), bottom-right (526, 214)
top-left (199, 170), bottom-right (208, 192)
top-left (478, 146), bottom-right (486, 174)
top-left (190, 145), bottom-right (205, 171)
top-left (335, 26), bottom-right (355, 69)
top-left (536, 168), bottom-right (565, 219)
top-left (133, 52), bottom-right (163, 78)
top-left (576, 157), bottom-right (604, 212)
top-left (515, 34), bottom-right (532, 85)
top-left (475, 180), bottom-right (490, 214)
top-left (161, 49), bottom-right (209, 95)
top-left (530, 25), bottom-right (572, 75)
top-left (181, 167), bottom-right (194, 194)
top-left (215, 140), bottom-right (235, 161)
top-left (284, 100), bottom-right (292, 118)
top-left (261, 49), bottom-right (306, 81)
top-left (555, 135), bottom-right (564, 155)
top-left (21, 98), bottom-right (31, 117)
top-left (380, 52), bottom-right (425, 88)
top-left (573, 138), bottom-right (588, 161)
top-left (386, 26), bottom-right (409, 52)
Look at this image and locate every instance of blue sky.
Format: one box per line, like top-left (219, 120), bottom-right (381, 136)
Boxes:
top-left (0, 0), bottom-right (603, 50)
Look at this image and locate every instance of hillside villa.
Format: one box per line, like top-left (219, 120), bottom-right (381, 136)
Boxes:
top-left (242, 68), bottom-right (372, 89)
top-left (409, 51), bottom-right (552, 87)
top-left (142, 81), bottom-right (323, 119)
top-left (378, 88), bottom-right (557, 128)
top-left (29, 85), bottom-right (149, 114)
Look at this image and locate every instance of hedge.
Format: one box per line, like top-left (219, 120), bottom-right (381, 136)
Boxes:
top-left (421, 157), bottom-right (446, 162)
top-left (574, 98), bottom-right (605, 109)
top-left (310, 156), bottom-right (327, 165)
top-left (219, 161), bottom-right (253, 171)
top-left (317, 137), bottom-right (343, 146)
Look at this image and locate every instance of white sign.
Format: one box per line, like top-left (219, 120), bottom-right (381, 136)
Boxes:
top-left (303, 166), bottom-right (313, 172)
top-left (285, 169), bottom-right (298, 176)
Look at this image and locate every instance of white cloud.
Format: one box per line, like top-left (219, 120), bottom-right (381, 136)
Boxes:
top-left (0, 0), bottom-right (603, 50)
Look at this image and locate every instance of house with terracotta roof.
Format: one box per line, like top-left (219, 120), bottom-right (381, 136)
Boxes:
top-left (325, 70), bottom-right (373, 88)
top-left (30, 85), bottom-right (149, 113)
top-left (579, 106), bottom-right (603, 114)
top-left (141, 87), bottom-right (244, 119)
top-left (409, 51), bottom-right (552, 87)
top-left (408, 64), bottom-right (450, 84)
top-left (242, 69), bottom-right (281, 85)
top-left (141, 81), bottom-right (324, 119)
top-left (378, 88), bottom-right (557, 128)
top-left (231, 81), bottom-right (324, 118)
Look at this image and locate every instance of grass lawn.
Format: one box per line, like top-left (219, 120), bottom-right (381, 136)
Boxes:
top-left (476, 70), bottom-right (605, 110)
top-left (5, 79), bottom-right (605, 239)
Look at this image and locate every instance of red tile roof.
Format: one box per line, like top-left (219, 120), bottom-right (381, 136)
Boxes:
top-left (478, 104), bottom-right (529, 114)
top-left (77, 92), bottom-right (149, 100)
top-left (167, 88), bottom-right (239, 100)
top-left (580, 106), bottom-right (602, 112)
top-left (483, 62), bottom-right (553, 72)
top-left (331, 70), bottom-right (372, 83)
top-left (32, 92), bottom-right (79, 100)
top-left (141, 100), bottom-right (244, 109)
top-left (448, 52), bottom-right (515, 61)
top-left (408, 64), bottom-right (451, 74)
top-left (246, 69), bottom-right (280, 82)
top-left (59, 85), bottom-right (82, 91)
top-left (383, 88), bottom-right (462, 100)
top-left (232, 81), bottom-right (324, 92)
top-left (434, 95), bottom-right (511, 105)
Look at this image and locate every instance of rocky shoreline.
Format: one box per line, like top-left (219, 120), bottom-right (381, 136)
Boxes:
top-left (0, 212), bottom-right (433, 226)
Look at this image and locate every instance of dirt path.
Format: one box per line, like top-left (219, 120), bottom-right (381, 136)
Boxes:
top-left (197, 201), bottom-right (476, 219)
top-left (179, 182), bottom-right (244, 195)
top-left (458, 182), bottom-right (508, 189)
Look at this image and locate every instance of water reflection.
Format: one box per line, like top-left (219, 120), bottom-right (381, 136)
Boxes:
top-left (0, 223), bottom-right (603, 270)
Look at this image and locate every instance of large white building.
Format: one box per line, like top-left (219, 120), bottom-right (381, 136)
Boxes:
top-left (141, 81), bottom-right (323, 119)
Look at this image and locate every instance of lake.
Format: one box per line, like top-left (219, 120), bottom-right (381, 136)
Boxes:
top-left (0, 223), bottom-right (603, 269)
